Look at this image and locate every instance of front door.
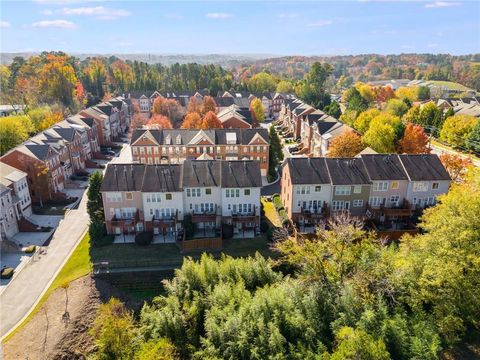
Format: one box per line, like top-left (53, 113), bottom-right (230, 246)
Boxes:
top-left (344, 202), bottom-right (350, 211)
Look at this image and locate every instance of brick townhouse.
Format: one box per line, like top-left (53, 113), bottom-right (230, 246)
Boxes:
top-left (278, 97), bottom-right (354, 156)
top-left (100, 160), bottom-right (262, 239)
top-left (130, 128), bottom-right (270, 176)
top-left (1, 142), bottom-right (66, 203)
top-left (0, 162), bottom-right (33, 240)
top-left (281, 154), bottom-right (451, 229)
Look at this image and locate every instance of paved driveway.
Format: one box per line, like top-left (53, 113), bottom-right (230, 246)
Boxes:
top-left (0, 191), bottom-right (89, 338)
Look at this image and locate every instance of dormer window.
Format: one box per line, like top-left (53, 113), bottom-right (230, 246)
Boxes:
top-left (176, 135), bottom-right (182, 145)
top-left (165, 135), bottom-right (171, 145)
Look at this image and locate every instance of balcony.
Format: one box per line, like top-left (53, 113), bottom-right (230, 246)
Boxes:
top-left (191, 205), bottom-right (218, 222)
top-left (301, 205), bottom-right (328, 218)
top-left (231, 209), bottom-right (258, 222)
top-left (366, 200), bottom-right (413, 217)
top-left (110, 209), bottom-right (141, 228)
top-left (151, 212), bottom-right (177, 227)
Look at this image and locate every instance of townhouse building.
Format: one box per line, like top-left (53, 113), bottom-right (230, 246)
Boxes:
top-left (0, 162), bottom-right (33, 241)
top-left (217, 105), bottom-right (254, 128)
top-left (398, 154), bottom-right (451, 208)
top-left (100, 160), bottom-right (262, 239)
top-left (130, 128), bottom-right (270, 176)
top-left (1, 142), bottom-right (65, 203)
top-left (0, 162), bottom-right (32, 219)
top-left (80, 107), bottom-right (111, 145)
top-left (0, 184), bottom-right (18, 240)
top-left (281, 154), bottom-right (451, 229)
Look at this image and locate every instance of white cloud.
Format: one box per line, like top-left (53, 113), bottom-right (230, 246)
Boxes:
top-left (31, 19), bottom-right (77, 29)
top-left (0, 21), bottom-right (11, 28)
top-left (307, 20), bottom-right (333, 27)
top-left (60, 6), bottom-right (131, 20)
top-left (278, 13), bottom-right (300, 19)
top-left (205, 13), bottom-right (232, 19)
top-left (425, 1), bottom-right (462, 8)
top-left (41, 9), bottom-right (54, 15)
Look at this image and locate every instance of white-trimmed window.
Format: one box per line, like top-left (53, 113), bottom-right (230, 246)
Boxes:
top-left (332, 201), bottom-right (345, 211)
top-left (369, 196), bottom-right (382, 207)
top-left (106, 192), bottom-right (122, 202)
top-left (353, 185), bottom-right (362, 194)
top-left (315, 185), bottom-right (322, 192)
top-left (391, 181), bottom-right (399, 190)
top-left (335, 186), bottom-right (351, 196)
top-left (432, 182), bottom-right (439, 190)
top-left (125, 192), bottom-right (133, 200)
top-left (353, 199), bottom-right (363, 207)
top-left (413, 182), bottom-right (428, 192)
top-left (373, 182), bottom-right (388, 192)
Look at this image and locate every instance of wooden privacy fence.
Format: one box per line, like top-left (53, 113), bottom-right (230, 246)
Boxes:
top-left (181, 237), bottom-right (223, 252)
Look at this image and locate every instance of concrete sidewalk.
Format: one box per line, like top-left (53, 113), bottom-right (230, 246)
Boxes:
top-left (0, 192), bottom-right (89, 338)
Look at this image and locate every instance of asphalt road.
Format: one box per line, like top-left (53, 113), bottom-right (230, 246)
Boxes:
top-left (0, 192), bottom-right (89, 338)
top-left (429, 143), bottom-right (480, 167)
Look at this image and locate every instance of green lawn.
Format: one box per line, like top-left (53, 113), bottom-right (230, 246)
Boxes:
top-left (3, 233), bottom-right (91, 342)
top-left (262, 198), bottom-right (282, 227)
top-left (91, 235), bottom-right (278, 269)
top-left (427, 80), bottom-right (474, 92)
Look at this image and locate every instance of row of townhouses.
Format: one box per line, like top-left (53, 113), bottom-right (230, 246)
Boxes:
top-left (436, 97), bottom-right (480, 118)
top-left (100, 160), bottom-right (262, 239)
top-left (281, 154), bottom-right (451, 229)
top-left (278, 97), bottom-right (354, 156)
top-left (1, 96), bottom-right (130, 205)
top-left (130, 128), bottom-right (270, 176)
top-left (0, 162), bottom-right (33, 240)
top-left (125, 90), bottom-right (294, 121)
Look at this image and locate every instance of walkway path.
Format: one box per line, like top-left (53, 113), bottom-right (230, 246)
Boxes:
top-left (0, 191), bottom-right (89, 339)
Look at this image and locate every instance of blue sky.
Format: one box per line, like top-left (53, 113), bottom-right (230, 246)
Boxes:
top-left (1, 0), bottom-right (479, 55)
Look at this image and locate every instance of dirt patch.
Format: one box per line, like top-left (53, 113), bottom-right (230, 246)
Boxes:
top-left (2, 275), bottom-right (142, 360)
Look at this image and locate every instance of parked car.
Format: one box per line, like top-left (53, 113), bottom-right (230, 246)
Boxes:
top-left (102, 150), bottom-right (116, 156)
top-left (288, 146), bottom-right (298, 154)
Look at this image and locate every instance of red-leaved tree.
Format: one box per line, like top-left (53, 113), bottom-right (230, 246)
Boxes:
top-left (181, 112), bottom-right (203, 129)
top-left (147, 114), bottom-right (173, 129)
top-left (398, 123), bottom-right (430, 154)
top-left (201, 111), bottom-right (223, 129)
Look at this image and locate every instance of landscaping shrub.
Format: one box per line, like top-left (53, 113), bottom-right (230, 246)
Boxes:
top-left (25, 245), bottom-right (36, 254)
top-left (183, 214), bottom-right (195, 240)
top-left (222, 223), bottom-right (234, 239)
top-left (135, 231), bottom-right (153, 246)
top-left (96, 235), bottom-right (114, 246)
top-left (266, 227), bottom-right (280, 242)
top-left (260, 221), bottom-right (269, 233)
top-left (1, 267), bottom-right (14, 279)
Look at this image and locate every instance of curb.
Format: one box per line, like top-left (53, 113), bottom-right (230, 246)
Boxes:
top-left (1, 226), bottom-right (88, 341)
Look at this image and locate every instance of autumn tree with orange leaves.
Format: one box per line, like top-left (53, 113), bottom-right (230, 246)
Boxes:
top-left (398, 123), bottom-right (430, 154)
top-left (373, 86), bottom-right (395, 105)
top-left (147, 114), bottom-right (173, 129)
top-left (439, 153), bottom-right (473, 182)
top-left (327, 131), bottom-right (364, 157)
top-left (202, 96), bottom-right (217, 114)
top-left (202, 111), bottom-right (223, 129)
top-left (37, 55), bottom-right (78, 108)
top-left (152, 96), bottom-right (184, 127)
top-left (181, 112), bottom-right (203, 129)
top-left (187, 97), bottom-right (202, 114)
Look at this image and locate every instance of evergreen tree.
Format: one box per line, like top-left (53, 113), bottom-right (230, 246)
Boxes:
top-left (268, 126), bottom-right (283, 181)
top-left (87, 171), bottom-right (104, 222)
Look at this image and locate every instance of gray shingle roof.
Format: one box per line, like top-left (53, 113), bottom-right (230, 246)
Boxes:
top-left (325, 158), bottom-right (371, 185)
top-left (361, 154), bottom-right (409, 181)
top-left (398, 154), bottom-right (451, 181)
top-left (285, 157), bottom-right (331, 184)
top-left (131, 128), bottom-right (268, 146)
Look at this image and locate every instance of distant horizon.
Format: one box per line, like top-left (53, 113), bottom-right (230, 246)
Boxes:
top-left (1, 1), bottom-right (479, 55)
